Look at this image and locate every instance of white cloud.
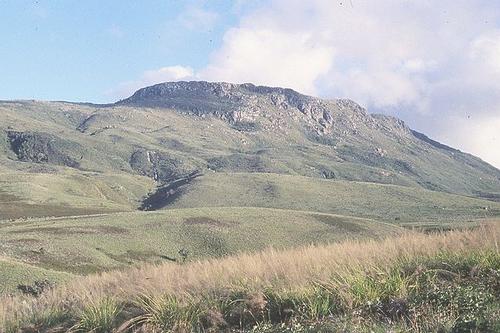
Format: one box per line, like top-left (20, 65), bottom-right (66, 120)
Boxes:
top-left (197, 0), bottom-right (500, 167)
top-left (470, 30), bottom-right (500, 75)
top-left (107, 66), bottom-right (195, 100)
top-left (199, 28), bottom-right (334, 95)
top-left (435, 115), bottom-right (500, 168)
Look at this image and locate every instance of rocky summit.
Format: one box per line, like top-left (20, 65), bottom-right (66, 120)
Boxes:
top-left (118, 81), bottom-right (499, 195)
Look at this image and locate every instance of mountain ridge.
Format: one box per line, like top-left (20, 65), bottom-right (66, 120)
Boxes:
top-left (0, 80), bottom-right (499, 221)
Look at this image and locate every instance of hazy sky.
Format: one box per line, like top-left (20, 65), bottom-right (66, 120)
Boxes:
top-left (0, 1), bottom-right (499, 168)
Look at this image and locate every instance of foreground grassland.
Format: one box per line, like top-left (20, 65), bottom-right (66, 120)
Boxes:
top-left (1, 224), bottom-right (498, 333)
top-left (0, 208), bottom-right (400, 278)
top-left (0, 257), bottom-right (72, 294)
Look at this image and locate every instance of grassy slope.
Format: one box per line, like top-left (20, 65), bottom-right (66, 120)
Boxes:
top-left (0, 99), bottom-right (498, 316)
top-left (1, 169), bottom-right (498, 223)
top-left (0, 170), bottom-right (497, 292)
top-left (1, 224), bottom-right (497, 333)
top-left (1, 100), bottom-right (499, 200)
top-left (0, 170), bottom-right (154, 220)
top-left (0, 257), bottom-right (72, 294)
top-left (167, 172), bottom-right (500, 223)
top-left (0, 207), bottom-right (401, 275)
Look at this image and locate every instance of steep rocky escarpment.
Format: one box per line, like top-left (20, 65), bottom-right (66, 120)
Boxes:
top-left (117, 81), bottom-right (354, 134)
top-left (117, 82), bottom-right (415, 141)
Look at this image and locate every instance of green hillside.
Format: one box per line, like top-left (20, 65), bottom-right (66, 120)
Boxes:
top-left (0, 171), bottom-right (153, 220)
top-left (0, 207), bottom-right (401, 277)
top-left (0, 82), bottom-right (499, 211)
top-left (164, 173), bottom-right (500, 223)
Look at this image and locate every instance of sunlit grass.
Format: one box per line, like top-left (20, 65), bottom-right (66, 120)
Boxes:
top-left (1, 223), bottom-right (498, 332)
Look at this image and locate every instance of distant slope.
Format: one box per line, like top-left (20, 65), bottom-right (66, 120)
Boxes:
top-left (0, 207), bottom-right (401, 275)
top-left (0, 171), bottom-right (153, 220)
top-left (161, 173), bottom-right (500, 223)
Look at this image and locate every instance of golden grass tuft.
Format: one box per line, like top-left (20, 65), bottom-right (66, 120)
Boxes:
top-left (0, 223), bottom-right (498, 332)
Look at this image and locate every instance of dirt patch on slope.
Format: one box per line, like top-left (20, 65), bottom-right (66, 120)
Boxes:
top-left (184, 217), bottom-right (232, 228)
top-left (312, 214), bottom-right (364, 233)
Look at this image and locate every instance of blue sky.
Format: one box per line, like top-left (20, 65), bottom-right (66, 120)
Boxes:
top-left (0, 0), bottom-right (240, 102)
top-left (0, 0), bottom-right (499, 167)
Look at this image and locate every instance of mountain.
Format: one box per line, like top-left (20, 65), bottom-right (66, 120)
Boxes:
top-left (0, 81), bottom-right (499, 222)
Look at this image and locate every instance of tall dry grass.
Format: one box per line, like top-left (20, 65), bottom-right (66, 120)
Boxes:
top-left (0, 223), bottom-right (498, 331)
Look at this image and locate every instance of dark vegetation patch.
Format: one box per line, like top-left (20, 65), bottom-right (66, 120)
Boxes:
top-left (474, 191), bottom-right (500, 202)
top-left (18, 248), bottom-right (100, 275)
top-left (207, 153), bottom-right (266, 172)
top-left (312, 214), bottom-right (364, 233)
top-left (180, 226), bottom-right (229, 258)
top-left (139, 171), bottom-right (201, 211)
top-left (7, 130), bottom-right (82, 168)
top-left (158, 138), bottom-right (189, 151)
top-left (230, 121), bottom-right (260, 132)
top-left (109, 134), bottom-right (124, 143)
top-left (263, 182), bottom-right (278, 197)
top-left (18, 164), bottom-right (58, 174)
top-left (130, 149), bottom-right (198, 182)
top-left (94, 225), bottom-right (129, 234)
top-left (95, 247), bottom-right (162, 264)
top-left (76, 112), bottom-right (119, 133)
top-left (8, 225), bottom-right (128, 235)
top-left (404, 224), bottom-right (477, 234)
top-left (319, 168), bottom-right (336, 179)
top-left (417, 180), bottom-right (445, 192)
top-left (305, 131), bottom-right (338, 146)
top-left (17, 279), bottom-right (53, 297)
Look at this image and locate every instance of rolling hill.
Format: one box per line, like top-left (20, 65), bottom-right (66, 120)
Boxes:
top-left (0, 208), bottom-right (401, 279)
